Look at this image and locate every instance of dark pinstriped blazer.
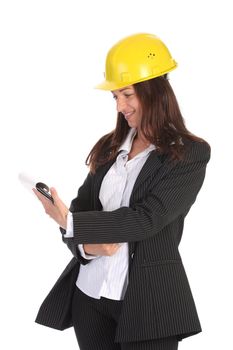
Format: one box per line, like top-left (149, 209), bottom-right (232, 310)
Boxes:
top-left (35, 139), bottom-right (210, 342)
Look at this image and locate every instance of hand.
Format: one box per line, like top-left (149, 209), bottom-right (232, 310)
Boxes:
top-left (32, 187), bottom-right (69, 230)
top-left (83, 243), bottom-right (121, 257)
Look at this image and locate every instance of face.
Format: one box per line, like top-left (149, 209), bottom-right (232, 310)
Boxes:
top-left (112, 85), bottom-right (142, 129)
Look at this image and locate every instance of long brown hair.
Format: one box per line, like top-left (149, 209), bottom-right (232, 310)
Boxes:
top-left (86, 75), bottom-right (207, 173)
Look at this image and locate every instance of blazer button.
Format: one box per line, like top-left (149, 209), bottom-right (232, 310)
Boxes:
top-left (131, 253), bottom-right (134, 259)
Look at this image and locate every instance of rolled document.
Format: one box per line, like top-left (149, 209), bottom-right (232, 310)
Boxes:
top-left (18, 172), bottom-right (53, 202)
top-left (18, 172), bottom-right (37, 192)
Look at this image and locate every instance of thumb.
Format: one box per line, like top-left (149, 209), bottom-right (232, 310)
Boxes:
top-left (50, 187), bottom-right (66, 209)
top-left (50, 187), bottom-right (59, 200)
top-left (50, 187), bottom-right (68, 219)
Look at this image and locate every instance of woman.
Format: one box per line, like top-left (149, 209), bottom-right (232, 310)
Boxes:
top-left (33, 33), bottom-right (210, 350)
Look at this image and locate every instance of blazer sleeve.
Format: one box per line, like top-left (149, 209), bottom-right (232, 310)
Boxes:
top-left (71, 141), bottom-right (210, 244)
top-left (61, 172), bottom-right (94, 265)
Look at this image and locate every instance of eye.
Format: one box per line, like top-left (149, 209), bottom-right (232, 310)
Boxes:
top-left (112, 95), bottom-right (117, 100)
top-left (124, 93), bottom-right (134, 98)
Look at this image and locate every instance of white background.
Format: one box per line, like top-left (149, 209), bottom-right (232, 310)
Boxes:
top-left (0, 0), bottom-right (232, 349)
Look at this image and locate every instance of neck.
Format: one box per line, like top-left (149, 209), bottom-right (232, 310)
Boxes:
top-left (135, 129), bottom-right (150, 146)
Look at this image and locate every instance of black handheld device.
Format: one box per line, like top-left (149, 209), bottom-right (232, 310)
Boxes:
top-left (36, 182), bottom-right (54, 203)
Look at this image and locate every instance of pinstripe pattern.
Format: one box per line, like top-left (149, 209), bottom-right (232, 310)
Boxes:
top-left (72, 287), bottom-right (178, 349)
top-left (72, 287), bottom-right (122, 349)
top-left (121, 338), bottom-right (178, 350)
top-left (35, 138), bottom-right (210, 343)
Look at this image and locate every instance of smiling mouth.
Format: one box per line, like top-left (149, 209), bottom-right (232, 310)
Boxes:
top-left (124, 111), bottom-right (134, 119)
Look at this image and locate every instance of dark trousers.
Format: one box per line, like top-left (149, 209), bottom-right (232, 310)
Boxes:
top-left (72, 287), bottom-right (179, 350)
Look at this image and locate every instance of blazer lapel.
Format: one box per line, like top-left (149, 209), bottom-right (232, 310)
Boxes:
top-left (128, 151), bottom-right (166, 264)
top-left (129, 151), bottom-right (163, 205)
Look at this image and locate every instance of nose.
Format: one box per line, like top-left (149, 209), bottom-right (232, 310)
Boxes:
top-left (116, 97), bottom-right (127, 113)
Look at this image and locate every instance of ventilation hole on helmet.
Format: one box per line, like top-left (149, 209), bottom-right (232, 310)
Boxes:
top-left (148, 52), bottom-right (156, 59)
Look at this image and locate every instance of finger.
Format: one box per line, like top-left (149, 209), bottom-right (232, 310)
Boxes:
top-left (112, 243), bottom-right (120, 249)
top-left (32, 187), bottom-right (44, 201)
top-left (50, 187), bottom-right (57, 197)
top-left (49, 187), bottom-right (69, 222)
top-left (50, 187), bottom-right (60, 204)
top-left (32, 187), bottom-right (52, 204)
top-left (32, 188), bottom-right (38, 197)
top-left (50, 188), bottom-right (68, 212)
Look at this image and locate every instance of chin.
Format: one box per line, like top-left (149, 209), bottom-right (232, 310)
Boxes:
top-left (127, 121), bottom-right (137, 128)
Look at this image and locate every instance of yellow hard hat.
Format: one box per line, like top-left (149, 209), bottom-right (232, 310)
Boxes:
top-left (96, 33), bottom-right (177, 91)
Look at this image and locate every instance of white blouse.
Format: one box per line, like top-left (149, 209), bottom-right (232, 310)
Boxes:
top-left (65, 128), bottom-right (155, 300)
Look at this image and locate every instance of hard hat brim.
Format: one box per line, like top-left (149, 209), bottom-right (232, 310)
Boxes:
top-left (95, 63), bottom-right (177, 91)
